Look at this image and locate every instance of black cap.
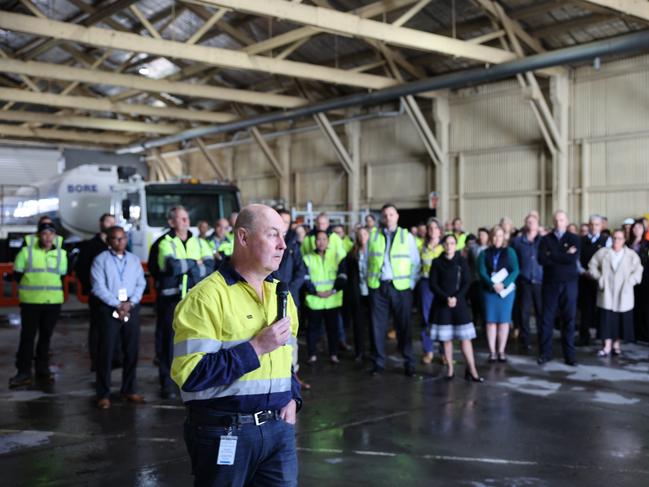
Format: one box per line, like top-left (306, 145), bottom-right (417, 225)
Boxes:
top-left (37, 222), bottom-right (56, 233)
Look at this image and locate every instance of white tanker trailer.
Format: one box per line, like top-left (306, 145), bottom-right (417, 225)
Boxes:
top-left (0, 164), bottom-right (241, 262)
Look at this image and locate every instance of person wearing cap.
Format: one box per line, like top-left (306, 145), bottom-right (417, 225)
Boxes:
top-left (172, 204), bottom-right (301, 486)
top-left (10, 222), bottom-right (68, 388)
top-left (23, 216), bottom-right (63, 250)
top-left (622, 218), bottom-right (636, 242)
top-left (91, 226), bottom-right (147, 409)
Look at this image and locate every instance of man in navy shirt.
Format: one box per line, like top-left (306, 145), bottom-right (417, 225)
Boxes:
top-left (538, 210), bottom-right (581, 366)
top-left (511, 213), bottom-right (543, 352)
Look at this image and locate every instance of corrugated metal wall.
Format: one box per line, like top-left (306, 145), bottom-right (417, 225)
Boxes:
top-left (573, 54), bottom-right (649, 224)
top-left (0, 147), bottom-right (62, 185)
top-left (156, 53), bottom-right (649, 230)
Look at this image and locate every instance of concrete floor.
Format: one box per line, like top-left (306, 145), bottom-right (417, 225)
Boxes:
top-left (1, 308), bottom-right (648, 487)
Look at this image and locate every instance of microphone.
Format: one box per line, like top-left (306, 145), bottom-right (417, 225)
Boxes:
top-left (276, 282), bottom-right (289, 321)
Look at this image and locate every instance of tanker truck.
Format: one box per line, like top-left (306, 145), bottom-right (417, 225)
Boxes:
top-left (0, 164), bottom-right (241, 262)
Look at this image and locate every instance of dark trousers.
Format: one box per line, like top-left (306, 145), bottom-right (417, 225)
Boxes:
top-left (419, 278), bottom-right (434, 354)
top-left (16, 303), bottom-right (61, 374)
top-left (369, 283), bottom-right (414, 369)
top-left (88, 296), bottom-right (101, 370)
top-left (578, 276), bottom-right (599, 342)
top-left (540, 280), bottom-right (578, 361)
top-left (306, 307), bottom-right (340, 357)
top-left (157, 295), bottom-right (180, 391)
top-left (515, 279), bottom-right (542, 347)
top-left (96, 303), bottom-right (140, 399)
top-left (184, 413), bottom-right (297, 487)
top-left (347, 296), bottom-right (372, 358)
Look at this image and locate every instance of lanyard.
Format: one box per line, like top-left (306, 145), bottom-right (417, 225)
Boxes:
top-left (492, 249), bottom-right (501, 271)
top-left (111, 253), bottom-right (128, 284)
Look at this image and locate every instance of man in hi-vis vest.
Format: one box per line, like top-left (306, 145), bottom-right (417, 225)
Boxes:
top-left (10, 221), bottom-right (68, 388)
top-left (367, 204), bottom-right (421, 377)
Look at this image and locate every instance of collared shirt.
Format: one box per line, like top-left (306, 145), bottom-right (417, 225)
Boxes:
top-left (588, 233), bottom-right (612, 248)
top-left (554, 230), bottom-right (565, 240)
top-left (172, 260), bottom-right (302, 413)
top-left (512, 233), bottom-right (543, 283)
top-left (379, 227), bottom-right (421, 288)
top-left (91, 249), bottom-right (146, 307)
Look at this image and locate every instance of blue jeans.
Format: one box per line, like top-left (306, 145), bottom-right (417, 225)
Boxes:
top-left (184, 415), bottom-right (298, 487)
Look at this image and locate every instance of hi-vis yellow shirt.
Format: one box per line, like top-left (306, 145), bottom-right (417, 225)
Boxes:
top-left (171, 262), bottom-right (300, 412)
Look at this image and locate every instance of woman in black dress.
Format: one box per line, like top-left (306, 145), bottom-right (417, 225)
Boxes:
top-left (429, 234), bottom-right (484, 382)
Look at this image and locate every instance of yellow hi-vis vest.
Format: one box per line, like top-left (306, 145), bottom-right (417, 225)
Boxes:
top-left (24, 233), bottom-right (64, 249)
top-left (303, 252), bottom-right (343, 310)
top-left (171, 271), bottom-right (299, 403)
top-left (367, 227), bottom-right (412, 291)
top-left (158, 234), bottom-right (202, 298)
top-left (14, 242), bottom-right (67, 304)
top-left (421, 242), bottom-right (444, 278)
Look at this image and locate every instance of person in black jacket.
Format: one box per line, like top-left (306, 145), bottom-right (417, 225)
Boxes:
top-left (538, 210), bottom-right (581, 366)
top-left (272, 209), bottom-right (306, 307)
top-left (429, 234), bottom-right (483, 382)
top-left (628, 220), bottom-right (649, 342)
top-left (75, 213), bottom-right (115, 371)
top-left (341, 226), bottom-right (372, 362)
top-left (578, 215), bottom-right (610, 346)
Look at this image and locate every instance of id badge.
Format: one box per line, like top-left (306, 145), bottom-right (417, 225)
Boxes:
top-left (118, 288), bottom-right (128, 302)
top-left (216, 435), bottom-right (238, 465)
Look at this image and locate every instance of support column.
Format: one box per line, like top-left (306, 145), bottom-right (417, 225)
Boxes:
top-left (345, 118), bottom-right (361, 215)
top-left (433, 94), bottom-right (451, 223)
top-left (580, 140), bottom-right (590, 223)
top-left (277, 134), bottom-right (291, 206)
top-left (551, 74), bottom-right (570, 213)
top-left (457, 152), bottom-right (465, 222)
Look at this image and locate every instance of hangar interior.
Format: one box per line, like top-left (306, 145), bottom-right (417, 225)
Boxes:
top-left (1, 1), bottom-right (649, 486)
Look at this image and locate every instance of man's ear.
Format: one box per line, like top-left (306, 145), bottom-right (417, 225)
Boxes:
top-left (236, 228), bottom-right (247, 247)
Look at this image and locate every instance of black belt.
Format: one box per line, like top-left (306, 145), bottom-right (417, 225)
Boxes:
top-left (187, 407), bottom-right (281, 427)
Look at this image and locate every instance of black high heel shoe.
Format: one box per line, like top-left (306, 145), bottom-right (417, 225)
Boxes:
top-left (444, 372), bottom-right (455, 381)
top-left (465, 369), bottom-right (485, 383)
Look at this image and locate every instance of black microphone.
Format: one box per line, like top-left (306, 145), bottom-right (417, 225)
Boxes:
top-left (276, 282), bottom-right (289, 321)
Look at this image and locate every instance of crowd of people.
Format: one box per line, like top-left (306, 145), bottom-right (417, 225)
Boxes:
top-left (7, 204), bottom-right (649, 400)
top-left (283, 207), bottom-right (649, 378)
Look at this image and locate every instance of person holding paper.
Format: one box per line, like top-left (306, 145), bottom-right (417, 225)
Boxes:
top-left (478, 226), bottom-right (520, 363)
top-left (91, 226), bottom-right (146, 409)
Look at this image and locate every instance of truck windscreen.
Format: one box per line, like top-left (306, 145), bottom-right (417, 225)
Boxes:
top-left (145, 185), bottom-right (239, 228)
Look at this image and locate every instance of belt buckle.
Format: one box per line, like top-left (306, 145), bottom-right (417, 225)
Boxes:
top-left (253, 411), bottom-right (267, 426)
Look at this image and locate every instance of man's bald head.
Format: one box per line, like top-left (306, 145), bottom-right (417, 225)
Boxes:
top-left (234, 204), bottom-right (276, 234)
top-left (232, 204), bottom-right (286, 275)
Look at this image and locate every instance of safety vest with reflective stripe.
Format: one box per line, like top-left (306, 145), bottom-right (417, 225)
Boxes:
top-left (158, 234), bottom-right (202, 298)
top-left (367, 227), bottom-right (412, 291)
top-left (303, 251), bottom-right (344, 310)
top-left (421, 242), bottom-right (444, 278)
top-left (171, 271), bottom-right (299, 404)
top-left (24, 233), bottom-right (64, 249)
top-left (13, 242), bottom-right (67, 304)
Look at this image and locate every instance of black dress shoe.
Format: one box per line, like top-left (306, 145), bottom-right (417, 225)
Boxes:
top-left (444, 373), bottom-right (455, 381)
top-left (9, 372), bottom-right (32, 389)
top-left (565, 358), bottom-right (578, 366)
top-left (404, 365), bottom-right (416, 377)
top-left (464, 369), bottom-right (484, 383)
top-left (368, 366), bottom-right (384, 376)
top-left (537, 356), bottom-right (550, 365)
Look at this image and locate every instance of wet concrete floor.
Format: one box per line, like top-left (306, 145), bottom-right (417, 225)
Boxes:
top-left (1, 308), bottom-right (648, 486)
